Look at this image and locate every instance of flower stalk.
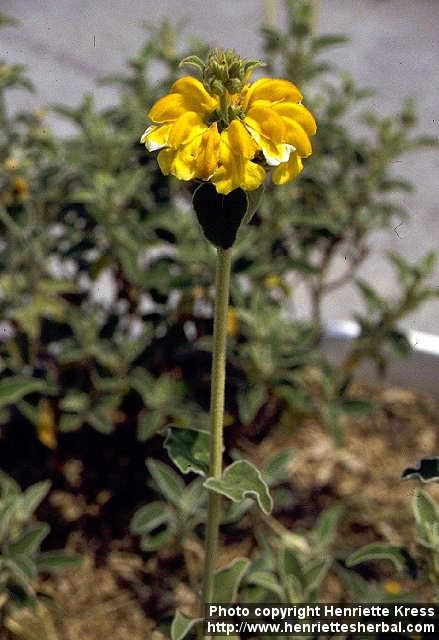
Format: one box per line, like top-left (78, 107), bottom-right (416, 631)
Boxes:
top-left (201, 247), bottom-right (232, 614)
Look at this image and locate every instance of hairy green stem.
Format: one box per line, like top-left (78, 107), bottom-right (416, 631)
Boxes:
top-left (201, 247), bottom-right (232, 626)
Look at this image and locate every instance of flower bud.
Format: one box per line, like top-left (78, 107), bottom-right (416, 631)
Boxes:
top-left (203, 48), bottom-right (260, 96)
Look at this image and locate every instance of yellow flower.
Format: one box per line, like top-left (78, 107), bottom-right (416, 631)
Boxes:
top-left (383, 579), bottom-right (401, 595)
top-left (264, 274), bottom-right (281, 289)
top-left (226, 307), bottom-right (239, 336)
top-left (141, 51), bottom-right (316, 195)
top-left (12, 176), bottom-right (29, 199)
top-left (36, 399), bottom-right (57, 450)
top-left (4, 157), bottom-right (18, 171)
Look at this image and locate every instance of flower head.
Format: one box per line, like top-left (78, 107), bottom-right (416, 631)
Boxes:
top-left (141, 49), bottom-right (316, 195)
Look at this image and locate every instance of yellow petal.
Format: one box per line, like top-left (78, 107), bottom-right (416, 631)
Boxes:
top-left (140, 124), bottom-right (172, 151)
top-left (170, 76), bottom-right (218, 115)
top-left (157, 143), bottom-right (199, 182)
top-left (244, 121), bottom-right (293, 166)
top-left (196, 123), bottom-right (221, 180)
top-left (148, 93), bottom-right (186, 123)
top-left (157, 148), bottom-right (174, 175)
top-left (282, 119), bottom-right (312, 157)
top-left (272, 152), bottom-right (303, 185)
top-left (211, 135), bottom-right (265, 195)
top-left (222, 119), bottom-right (258, 159)
top-left (244, 78), bottom-right (302, 110)
top-left (167, 111), bottom-right (207, 148)
top-left (148, 77), bottom-right (218, 125)
top-left (245, 105), bottom-right (286, 144)
top-left (272, 102), bottom-right (317, 136)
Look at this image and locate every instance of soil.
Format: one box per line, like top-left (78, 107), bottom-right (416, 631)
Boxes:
top-left (2, 383), bottom-right (439, 639)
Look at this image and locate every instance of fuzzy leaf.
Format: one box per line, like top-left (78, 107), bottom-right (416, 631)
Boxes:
top-left (263, 447), bottom-right (294, 486)
top-left (340, 398), bottom-right (373, 415)
top-left (179, 55), bottom-right (205, 73)
top-left (171, 610), bottom-right (202, 640)
top-left (346, 543), bottom-right (408, 573)
top-left (314, 504), bottom-right (344, 548)
top-left (7, 524), bottom-right (50, 557)
top-left (137, 411), bottom-right (162, 442)
top-left (146, 459), bottom-right (185, 506)
top-left (413, 490), bottom-right (439, 527)
top-left (37, 551), bottom-right (82, 573)
top-left (60, 391), bottom-right (89, 413)
top-left (282, 548), bottom-right (304, 588)
top-left (304, 557), bottom-right (331, 593)
top-left (4, 556), bottom-right (37, 586)
top-left (213, 557), bottom-right (250, 603)
top-left (130, 501), bottom-right (170, 535)
top-left (237, 384), bottom-right (266, 425)
top-left (141, 526), bottom-right (174, 552)
top-left (59, 413), bottom-right (83, 432)
top-left (20, 480), bottom-right (51, 520)
top-left (246, 570), bottom-right (284, 598)
top-left (164, 427), bottom-right (210, 476)
top-left (0, 377), bottom-right (46, 408)
top-left (311, 34), bottom-right (349, 52)
top-left (204, 460), bottom-right (273, 514)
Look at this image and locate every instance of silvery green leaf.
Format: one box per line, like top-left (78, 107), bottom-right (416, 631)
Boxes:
top-left (146, 459), bottom-right (185, 506)
top-left (263, 447), bottom-right (294, 486)
top-left (130, 501), bottom-right (171, 535)
top-left (137, 411), bottom-right (162, 442)
top-left (60, 391), bottom-right (89, 413)
top-left (141, 525), bottom-right (174, 552)
top-left (340, 398), bottom-right (373, 415)
top-left (221, 498), bottom-right (253, 524)
top-left (281, 548), bottom-right (304, 589)
top-left (179, 55), bottom-right (205, 73)
top-left (246, 570), bottom-right (284, 598)
top-left (0, 471), bottom-right (20, 498)
top-left (304, 557), bottom-right (332, 594)
top-left (7, 523), bottom-right (50, 557)
top-left (413, 489), bottom-right (439, 527)
top-left (346, 543), bottom-right (408, 573)
top-left (4, 556), bottom-right (37, 586)
top-left (213, 557), bottom-right (250, 603)
top-left (59, 413), bottom-right (82, 432)
top-left (237, 384), bottom-right (266, 425)
top-left (164, 426), bottom-right (211, 476)
top-left (171, 610), bottom-right (202, 640)
top-left (0, 376), bottom-right (46, 408)
top-left (284, 574), bottom-right (303, 602)
top-left (243, 59), bottom-right (266, 75)
top-left (311, 34), bottom-right (350, 52)
top-left (36, 551), bottom-right (82, 573)
top-left (204, 460), bottom-right (273, 515)
top-left (180, 478), bottom-right (206, 516)
top-left (20, 480), bottom-right (51, 520)
top-left (314, 504), bottom-right (344, 548)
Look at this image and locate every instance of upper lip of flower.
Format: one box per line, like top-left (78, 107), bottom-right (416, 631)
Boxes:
top-left (141, 71), bottom-right (316, 195)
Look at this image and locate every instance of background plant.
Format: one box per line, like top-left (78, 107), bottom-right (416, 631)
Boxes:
top-left (0, 0), bottom-right (438, 637)
top-left (1, 4), bottom-right (437, 450)
top-left (0, 472), bottom-right (80, 630)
